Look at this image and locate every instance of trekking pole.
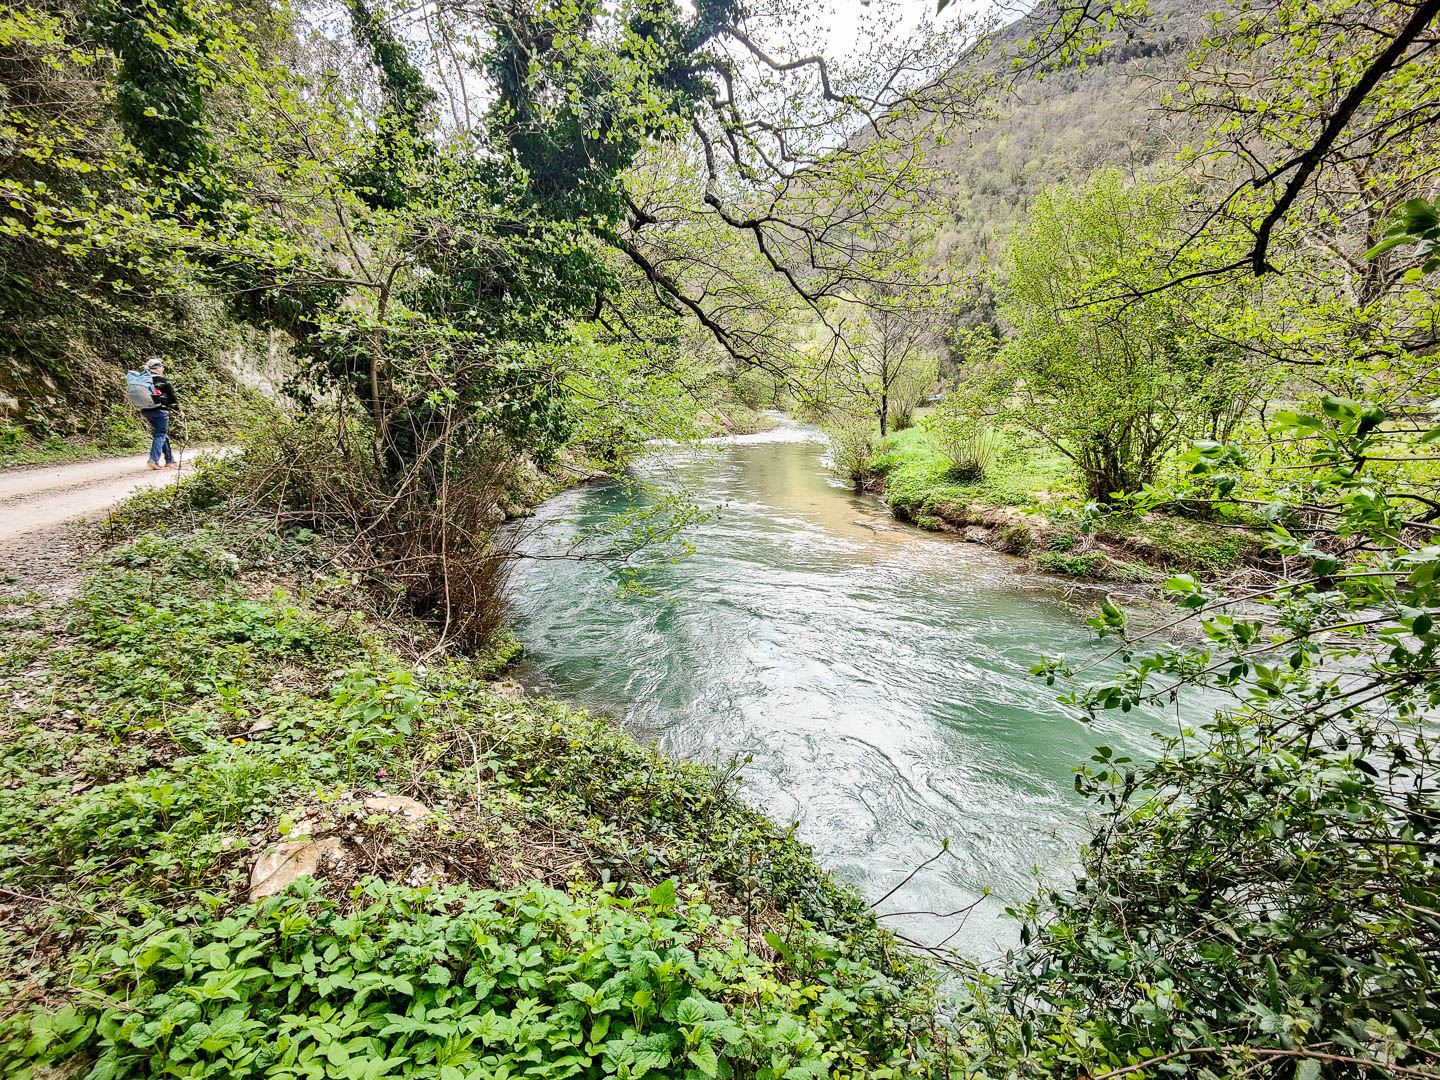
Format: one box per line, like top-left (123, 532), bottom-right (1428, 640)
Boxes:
top-left (173, 403), bottom-right (185, 472)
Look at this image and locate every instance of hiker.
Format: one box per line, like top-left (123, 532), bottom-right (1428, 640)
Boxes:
top-left (140, 357), bottom-right (178, 470)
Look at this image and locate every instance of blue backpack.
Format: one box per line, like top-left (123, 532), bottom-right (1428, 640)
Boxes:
top-left (125, 370), bottom-right (157, 408)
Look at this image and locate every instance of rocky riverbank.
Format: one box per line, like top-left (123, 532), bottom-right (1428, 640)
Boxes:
top-left (868, 427), bottom-right (1270, 588)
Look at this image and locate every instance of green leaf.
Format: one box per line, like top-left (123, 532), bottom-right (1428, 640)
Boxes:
top-left (1365, 234), bottom-right (1413, 260)
top-left (675, 998), bottom-right (707, 1025)
top-left (648, 878), bottom-right (677, 912)
top-left (688, 1042), bottom-right (720, 1077)
top-left (763, 932), bottom-right (796, 965)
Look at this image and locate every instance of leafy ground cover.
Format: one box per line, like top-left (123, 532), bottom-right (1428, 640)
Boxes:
top-left (0, 521), bottom-right (953, 1079)
top-left (0, 421), bottom-right (148, 468)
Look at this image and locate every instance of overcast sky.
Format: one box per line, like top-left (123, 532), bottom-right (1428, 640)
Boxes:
top-left (816, 0), bottom-right (1013, 61)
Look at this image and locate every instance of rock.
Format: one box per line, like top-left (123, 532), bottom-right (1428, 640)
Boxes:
top-left (245, 718), bottom-right (274, 735)
top-left (490, 679), bottom-right (525, 701)
top-left (363, 794), bottom-right (434, 827)
top-left (962, 525), bottom-right (992, 545)
top-left (249, 837), bottom-right (343, 901)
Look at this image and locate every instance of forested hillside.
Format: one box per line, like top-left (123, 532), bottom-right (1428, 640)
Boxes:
top-left (936, 0), bottom-right (1212, 326)
top-left (0, 2), bottom-right (278, 447)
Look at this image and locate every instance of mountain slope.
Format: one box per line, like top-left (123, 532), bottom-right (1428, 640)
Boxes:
top-left (935, 0), bottom-right (1213, 324)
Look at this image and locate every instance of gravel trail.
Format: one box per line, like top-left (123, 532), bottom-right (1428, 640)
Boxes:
top-left (0, 455), bottom-right (199, 545)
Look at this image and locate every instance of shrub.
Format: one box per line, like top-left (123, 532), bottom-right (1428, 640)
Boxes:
top-left (824, 413), bottom-right (878, 487)
top-left (103, 452), bottom-right (245, 538)
top-left (996, 172), bottom-right (1257, 503)
top-left (922, 384), bottom-right (1000, 482)
top-left (98, 411), bottom-right (148, 452)
top-left (1034, 550), bottom-right (1107, 577)
top-left (224, 415), bottom-right (517, 651)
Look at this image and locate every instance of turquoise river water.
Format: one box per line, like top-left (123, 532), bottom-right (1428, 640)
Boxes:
top-left (507, 421), bottom-right (1186, 957)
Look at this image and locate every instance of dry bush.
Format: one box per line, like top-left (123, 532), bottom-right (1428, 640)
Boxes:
top-left (234, 410), bottom-right (517, 653)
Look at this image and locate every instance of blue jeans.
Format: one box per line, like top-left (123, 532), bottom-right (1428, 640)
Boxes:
top-left (143, 408), bottom-right (174, 465)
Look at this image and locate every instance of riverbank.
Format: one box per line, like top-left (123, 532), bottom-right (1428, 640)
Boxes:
top-left (0, 486), bottom-right (959, 1077)
top-left (869, 426), bottom-right (1267, 586)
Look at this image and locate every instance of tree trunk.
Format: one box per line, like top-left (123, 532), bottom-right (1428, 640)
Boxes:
top-left (879, 393), bottom-right (888, 437)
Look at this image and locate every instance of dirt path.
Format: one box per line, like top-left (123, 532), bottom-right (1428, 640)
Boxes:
top-left (0, 452), bottom-right (229, 546)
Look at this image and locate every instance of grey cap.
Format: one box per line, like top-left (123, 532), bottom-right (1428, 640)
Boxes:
top-left (145, 357), bottom-right (164, 372)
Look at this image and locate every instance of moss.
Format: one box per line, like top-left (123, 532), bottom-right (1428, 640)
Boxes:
top-left (995, 523), bottom-right (1033, 554)
top-left (473, 630), bottom-right (525, 677)
top-left (1100, 512), bottom-right (1257, 574)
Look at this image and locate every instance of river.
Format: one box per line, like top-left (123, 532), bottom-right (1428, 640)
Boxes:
top-left (507, 421), bottom-right (1181, 957)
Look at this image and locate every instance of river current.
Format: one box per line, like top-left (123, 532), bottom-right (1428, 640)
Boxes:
top-left (507, 421), bottom-right (1179, 956)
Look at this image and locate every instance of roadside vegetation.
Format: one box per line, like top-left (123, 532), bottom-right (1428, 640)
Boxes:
top-left (0, 420), bottom-right (147, 469)
top-left (0, 378), bottom-right (265, 468)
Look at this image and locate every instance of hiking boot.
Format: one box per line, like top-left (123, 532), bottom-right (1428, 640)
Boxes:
top-left (146, 461), bottom-right (162, 470)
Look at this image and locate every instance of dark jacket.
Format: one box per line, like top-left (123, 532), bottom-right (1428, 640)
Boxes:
top-left (145, 375), bottom-right (177, 410)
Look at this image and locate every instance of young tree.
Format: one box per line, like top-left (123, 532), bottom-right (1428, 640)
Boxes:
top-left (849, 296), bottom-right (940, 437)
top-left (996, 171), bottom-right (1249, 502)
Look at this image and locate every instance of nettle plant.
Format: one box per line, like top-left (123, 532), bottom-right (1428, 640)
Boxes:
top-left (4, 879), bottom-right (940, 1080)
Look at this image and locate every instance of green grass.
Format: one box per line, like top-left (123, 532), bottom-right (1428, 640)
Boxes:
top-left (870, 425), bottom-right (1078, 517)
top-left (0, 419), bottom-right (148, 468)
top-left (0, 521), bottom-right (955, 1079)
